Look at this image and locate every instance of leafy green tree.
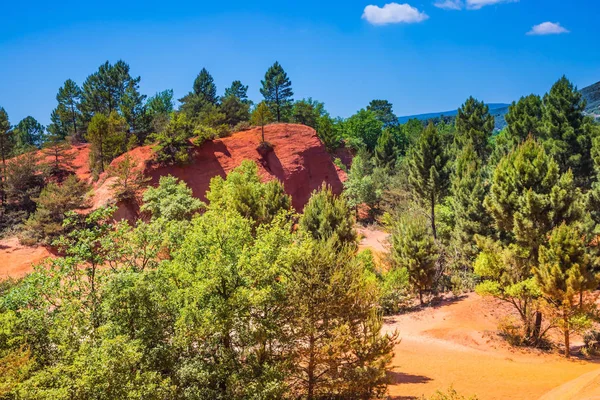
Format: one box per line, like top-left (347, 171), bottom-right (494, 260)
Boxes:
top-left (367, 99), bottom-right (398, 128)
top-left (406, 123), bottom-right (449, 239)
top-left (42, 128), bottom-right (74, 177)
top-left (402, 118), bottom-right (424, 145)
top-left (206, 160), bottom-right (291, 227)
top-left (287, 239), bottom-right (396, 399)
top-left (224, 80), bottom-right (250, 103)
top-left (343, 149), bottom-right (388, 218)
top-left (450, 142), bottom-right (491, 267)
top-left (291, 98), bottom-right (325, 129)
top-left (22, 175), bottom-right (90, 245)
top-left (374, 128), bottom-right (398, 170)
top-left (342, 109), bottom-right (383, 152)
top-left (260, 61), bottom-right (294, 122)
top-left (391, 215), bottom-right (438, 305)
top-left (534, 223), bottom-right (597, 357)
top-left (251, 102), bottom-right (274, 143)
top-left (505, 94), bottom-right (543, 144)
top-left (299, 184), bottom-right (356, 246)
top-left (86, 111), bottom-right (128, 174)
top-left (454, 97), bottom-right (494, 161)
top-left (141, 175), bottom-right (202, 221)
top-left (13, 116), bottom-right (45, 152)
top-left (542, 76), bottom-right (593, 187)
top-left (145, 90), bottom-right (174, 135)
top-left (152, 112), bottom-right (194, 165)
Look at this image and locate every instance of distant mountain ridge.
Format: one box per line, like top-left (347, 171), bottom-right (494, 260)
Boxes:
top-left (397, 79), bottom-right (600, 130)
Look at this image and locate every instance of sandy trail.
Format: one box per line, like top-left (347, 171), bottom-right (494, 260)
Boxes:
top-left (385, 294), bottom-right (600, 399)
top-left (0, 237), bottom-right (53, 279)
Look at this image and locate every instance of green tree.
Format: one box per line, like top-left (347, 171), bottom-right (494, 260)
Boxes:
top-left (13, 116), bottom-right (45, 152)
top-left (391, 215), bottom-right (438, 305)
top-left (41, 131), bottom-right (75, 177)
top-left (367, 99), bottom-right (398, 128)
top-left (50, 79), bottom-right (83, 141)
top-left (179, 68), bottom-right (219, 120)
top-left (406, 123), bottom-right (449, 239)
top-left (534, 223), bottom-right (597, 357)
top-left (141, 175), bottom-right (202, 221)
top-left (315, 114), bottom-right (340, 151)
top-left (85, 111), bottom-right (128, 174)
top-left (224, 80), bottom-right (250, 103)
top-left (454, 97), bottom-right (494, 161)
top-left (80, 60), bottom-right (143, 121)
top-left (152, 112), bottom-right (194, 165)
top-left (145, 89), bottom-right (174, 135)
top-left (478, 138), bottom-right (584, 344)
top-left (505, 94), bottom-right (543, 144)
top-left (342, 109), bottom-right (383, 152)
top-left (450, 142), bottom-right (491, 267)
top-left (343, 149), bottom-right (388, 218)
top-left (108, 154), bottom-right (150, 203)
top-left (251, 102), bottom-right (274, 143)
top-left (287, 239), bottom-right (396, 399)
top-left (299, 184), bottom-right (356, 246)
top-left (206, 160), bottom-right (291, 227)
top-left (374, 128), bottom-right (398, 170)
top-left (0, 108), bottom-right (14, 203)
top-left (221, 94), bottom-right (250, 128)
top-left (291, 98), bottom-right (325, 129)
top-left (260, 61), bottom-right (294, 122)
top-left (22, 175), bottom-right (90, 245)
top-left (542, 76), bottom-right (593, 187)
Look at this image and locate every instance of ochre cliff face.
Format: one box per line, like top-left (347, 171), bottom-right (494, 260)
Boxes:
top-left (94, 123), bottom-right (347, 212)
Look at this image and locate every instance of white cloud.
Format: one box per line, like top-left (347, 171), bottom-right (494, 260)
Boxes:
top-left (527, 22), bottom-right (570, 35)
top-left (434, 0), bottom-right (463, 10)
top-left (362, 3), bottom-right (429, 25)
top-left (466, 0), bottom-right (518, 10)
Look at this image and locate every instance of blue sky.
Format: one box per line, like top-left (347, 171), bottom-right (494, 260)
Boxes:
top-left (0, 0), bottom-right (598, 126)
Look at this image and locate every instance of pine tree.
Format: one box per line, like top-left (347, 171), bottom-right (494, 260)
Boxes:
top-left (192, 68), bottom-right (218, 105)
top-left (454, 96), bottom-right (494, 161)
top-left (535, 223), bottom-right (597, 357)
top-left (42, 129), bottom-right (75, 177)
top-left (391, 215), bottom-right (438, 305)
top-left (477, 138), bottom-right (584, 344)
top-left (451, 141), bottom-right (492, 266)
top-left (179, 68), bottom-right (219, 121)
top-left (55, 79), bottom-right (83, 140)
top-left (86, 111), bottom-right (128, 174)
top-left (374, 128), bottom-right (398, 170)
top-left (251, 102), bottom-right (274, 143)
top-left (221, 95), bottom-right (250, 128)
top-left (406, 122), bottom-right (449, 239)
top-left (299, 183), bottom-right (356, 246)
top-left (13, 116), bottom-right (45, 152)
top-left (0, 108), bottom-right (14, 204)
top-left (152, 112), bottom-right (194, 166)
top-left (260, 62), bottom-right (293, 122)
top-left (316, 115), bottom-right (339, 151)
top-left (224, 80), bottom-right (250, 103)
top-left (108, 154), bottom-right (150, 203)
top-left (367, 99), bottom-right (397, 128)
top-left (542, 76), bottom-right (593, 187)
top-left (505, 94), bottom-right (543, 144)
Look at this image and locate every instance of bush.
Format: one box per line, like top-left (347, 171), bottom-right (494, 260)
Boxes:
top-left (233, 121), bottom-right (252, 132)
top-left (422, 387), bottom-right (479, 400)
top-left (583, 330), bottom-right (600, 356)
top-left (379, 267), bottom-right (411, 315)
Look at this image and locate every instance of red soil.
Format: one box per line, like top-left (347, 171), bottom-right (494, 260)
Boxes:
top-left (0, 124), bottom-right (347, 277)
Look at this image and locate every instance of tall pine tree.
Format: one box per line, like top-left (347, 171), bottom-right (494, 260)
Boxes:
top-left (260, 62), bottom-right (293, 123)
top-left (454, 97), bottom-right (494, 161)
top-left (406, 123), bottom-right (449, 239)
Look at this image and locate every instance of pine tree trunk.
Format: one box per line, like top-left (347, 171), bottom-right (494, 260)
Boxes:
top-left (532, 311), bottom-right (542, 343)
top-left (419, 288), bottom-right (424, 306)
top-left (430, 192), bottom-right (437, 239)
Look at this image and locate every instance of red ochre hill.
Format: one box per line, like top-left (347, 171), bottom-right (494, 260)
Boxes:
top-left (92, 123), bottom-right (348, 213)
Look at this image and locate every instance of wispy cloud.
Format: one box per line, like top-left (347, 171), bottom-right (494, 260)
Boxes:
top-left (527, 22), bottom-right (570, 35)
top-left (466, 0), bottom-right (518, 10)
top-left (362, 3), bottom-right (429, 25)
top-left (434, 0), bottom-right (463, 10)
top-left (434, 0), bottom-right (517, 11)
